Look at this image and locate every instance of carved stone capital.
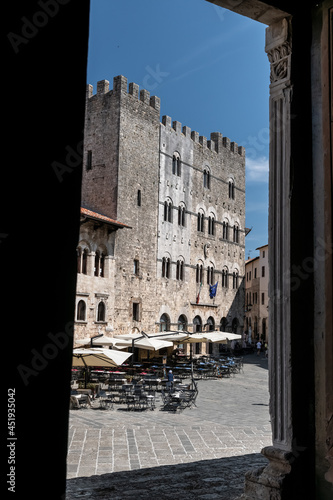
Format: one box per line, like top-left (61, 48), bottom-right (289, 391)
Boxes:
top-left (266, 41), bottom-right (291, 83)
top-left (265, 18), bottom-right (292, 88)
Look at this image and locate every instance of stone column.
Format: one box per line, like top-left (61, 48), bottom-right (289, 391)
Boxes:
top-left (87, 251), bottom-right (95, 276)
top-left (237, 17), bottom-right (301, 500)
top-left (265, 17), bottom-right (293, 454)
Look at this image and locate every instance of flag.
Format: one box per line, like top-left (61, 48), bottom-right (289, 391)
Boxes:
top-left (196, 282), bottom-right (202, 304)
top-left (209, 282), bottom-right (218, 299)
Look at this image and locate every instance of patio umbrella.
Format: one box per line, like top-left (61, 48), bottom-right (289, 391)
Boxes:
top-left (147, 331), bottom-right (191, 343)
top-left (72, 348), bottom-right (133, 387)
top-left (202, 331), bottom-right (242, 343)
top-left (134, 337), bottom-right (173, 350)
top-left (75, 336), bottom-right (129, 349)
top-left (113, 336), bottom-right (173, 351)
top-left (72, 348), bottom-right (132, 367)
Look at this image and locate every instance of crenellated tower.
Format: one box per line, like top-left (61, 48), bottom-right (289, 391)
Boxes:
top-left (79, 74), bottom-right (246, 338)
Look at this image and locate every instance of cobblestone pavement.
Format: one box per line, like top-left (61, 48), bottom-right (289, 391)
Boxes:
top-left (66, 354), bottom-right (271, 499)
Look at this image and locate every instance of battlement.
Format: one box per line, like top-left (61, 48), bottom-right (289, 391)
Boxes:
top-left (86, 75), bottom-right (244, 157)
top-left (161, 116), bottom-right (245, 157)
top-left (86, 75), bottom-right (160, 112)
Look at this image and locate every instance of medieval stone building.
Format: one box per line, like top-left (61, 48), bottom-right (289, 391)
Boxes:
top-left (245, 244), bottom-right (269, 343)
top-left (7, 1), bottom-right (332, 499)
top-left (75, 75), bottom-right (246, 352)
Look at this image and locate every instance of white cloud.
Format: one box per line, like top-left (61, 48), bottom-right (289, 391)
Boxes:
top-left (246, 156), bottom-right (269, 183)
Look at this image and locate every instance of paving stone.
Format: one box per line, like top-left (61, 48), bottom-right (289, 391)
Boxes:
top-left (66, 354), bottom-right (271, 498)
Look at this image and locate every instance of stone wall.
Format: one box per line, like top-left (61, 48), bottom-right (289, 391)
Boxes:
top-left (76, 75), bottom-right (246, 343)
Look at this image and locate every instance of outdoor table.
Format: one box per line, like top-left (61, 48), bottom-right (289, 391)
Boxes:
top-left (145, 394), bottom-right (156, 410)
top-left (70, 392), bottom-right (91, 408)
top-left (99, 391), bottom-right (114, 410)
top-left (76, 388), bottom-right (92, 396)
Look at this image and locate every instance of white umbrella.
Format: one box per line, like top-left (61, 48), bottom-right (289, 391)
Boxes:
top-left (134, 337), bottom-right (173, 351)
top-left (75, 336), bottom-right (129, 349)
top-left (72, 348), bottom-right (133, 388)
top-left (146, 331), bottom-right (191, 343)
top-left (203, 331), bottom-right (242, 343)
top-left (180, 333), bottom-right (209, 343)
top-left (113, 336), bottom-right (173, 351)
top-left (72, 348), bottom-right (132, 368)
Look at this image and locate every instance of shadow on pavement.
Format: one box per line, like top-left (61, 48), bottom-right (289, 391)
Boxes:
top-left (242, 352), bottom-right (268, 370)
top-left (66, 452), bottom-right (268, 499)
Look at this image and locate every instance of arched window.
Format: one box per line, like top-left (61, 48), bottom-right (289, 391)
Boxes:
top-left (207, 265), bottom-right (214, 285)
top-left (162, 257), bottom-right (171, 278)
top-left (164, 199), bottom-right (172, 222)
top-left (178, 315), bottom-right (187, 331)
top-left (208, 215), bottom-right (215, 236)
top-left (97, 301), bottom-right (106, 322)
top-left (203, 167), bottom-right (210, 189)
top-left (172, 152), bottom-right (181, 177)
top-left (76, 300), bottom-right (86, 321)
top-left (77, 247), bottom-right (89, 275)
top-left (222, 267), bottom-right (229, 288)
top-left (220, 317), bottom-right (227, 332)
top-left (178, 204), bottom-right (186, 227)
top-left (176, 259), bottom-right (184, 281)
top-left (193, 315), bottom-right (202, 333)
top-left (94, 250), bottom-right (106, 277)
top-left (160, 313), bottom-right (170, 332)
top-left (233, 224), bottom-right (239, 243)
top-left (233, 270), bottom-right (239, 289)
top-left (196, 262), bottom-right (203, 284)
top-left (197, 210), bottom-right (204, 232)
top-left (207, 316), bottom-right (215, 331)
top-left (222, 220), bottom-right (229, 240)
top-left (228, 179), bottom-right (235, 199)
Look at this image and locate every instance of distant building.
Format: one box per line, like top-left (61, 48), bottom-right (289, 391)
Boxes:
top-left (244, 244), bottom-right (269, 343)
top-left (74, 75), bottom-right (246, 356)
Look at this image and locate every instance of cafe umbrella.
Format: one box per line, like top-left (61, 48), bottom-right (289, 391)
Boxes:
top-left (202, 331), bottom-right (242, 343)
top-left (72, 348), bottom-right (133, 387)
top-left (74, 335), bottom-right (129, 349)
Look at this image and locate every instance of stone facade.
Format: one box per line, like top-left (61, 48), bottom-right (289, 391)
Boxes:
top-left (244, 244), bottom-right (269, 343)
top-left (75, 75), bottom-right (246, 355)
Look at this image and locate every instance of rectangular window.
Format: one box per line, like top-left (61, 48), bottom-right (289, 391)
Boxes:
top-left (133, 259), bottom-right (139, 276)
top-left (262, 266), bottom-right (265, 277)
top-left (86, 150), bottom-right (92, 170)
top-left (262, 292), bottom-right (265, 305)
top-left (137, 190), bottom-right (141, 207)
top-left (133, 302), bottom-right (140, 321)
top-left (254, 268), bottom-right (257, 278)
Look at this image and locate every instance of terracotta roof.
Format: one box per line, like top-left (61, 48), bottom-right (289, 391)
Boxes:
top-left (256, 244), bottom-right (268, 250)
top-left (245, 256), bottom-right (260, 265)
top-left (80, 207), bottom-right (131, 229)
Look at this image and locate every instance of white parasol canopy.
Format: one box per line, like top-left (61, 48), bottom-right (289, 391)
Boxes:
top-left (146, 331), bottom-right (191, 343)
top-left (72, 348), bottom-right (132, 368)
top-left (113, 336), bottom-right (173, 351)
top-left (75, 336), bottom-right (129, 349)
top-left (202, 331), bottom-right (242, 343)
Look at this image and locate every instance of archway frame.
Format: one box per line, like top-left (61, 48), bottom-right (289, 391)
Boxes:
top-left (207, 2), bottom-right (333, 499)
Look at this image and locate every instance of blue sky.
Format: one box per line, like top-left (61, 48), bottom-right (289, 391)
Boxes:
top-left (87, 0), bottom-right (269, 258)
